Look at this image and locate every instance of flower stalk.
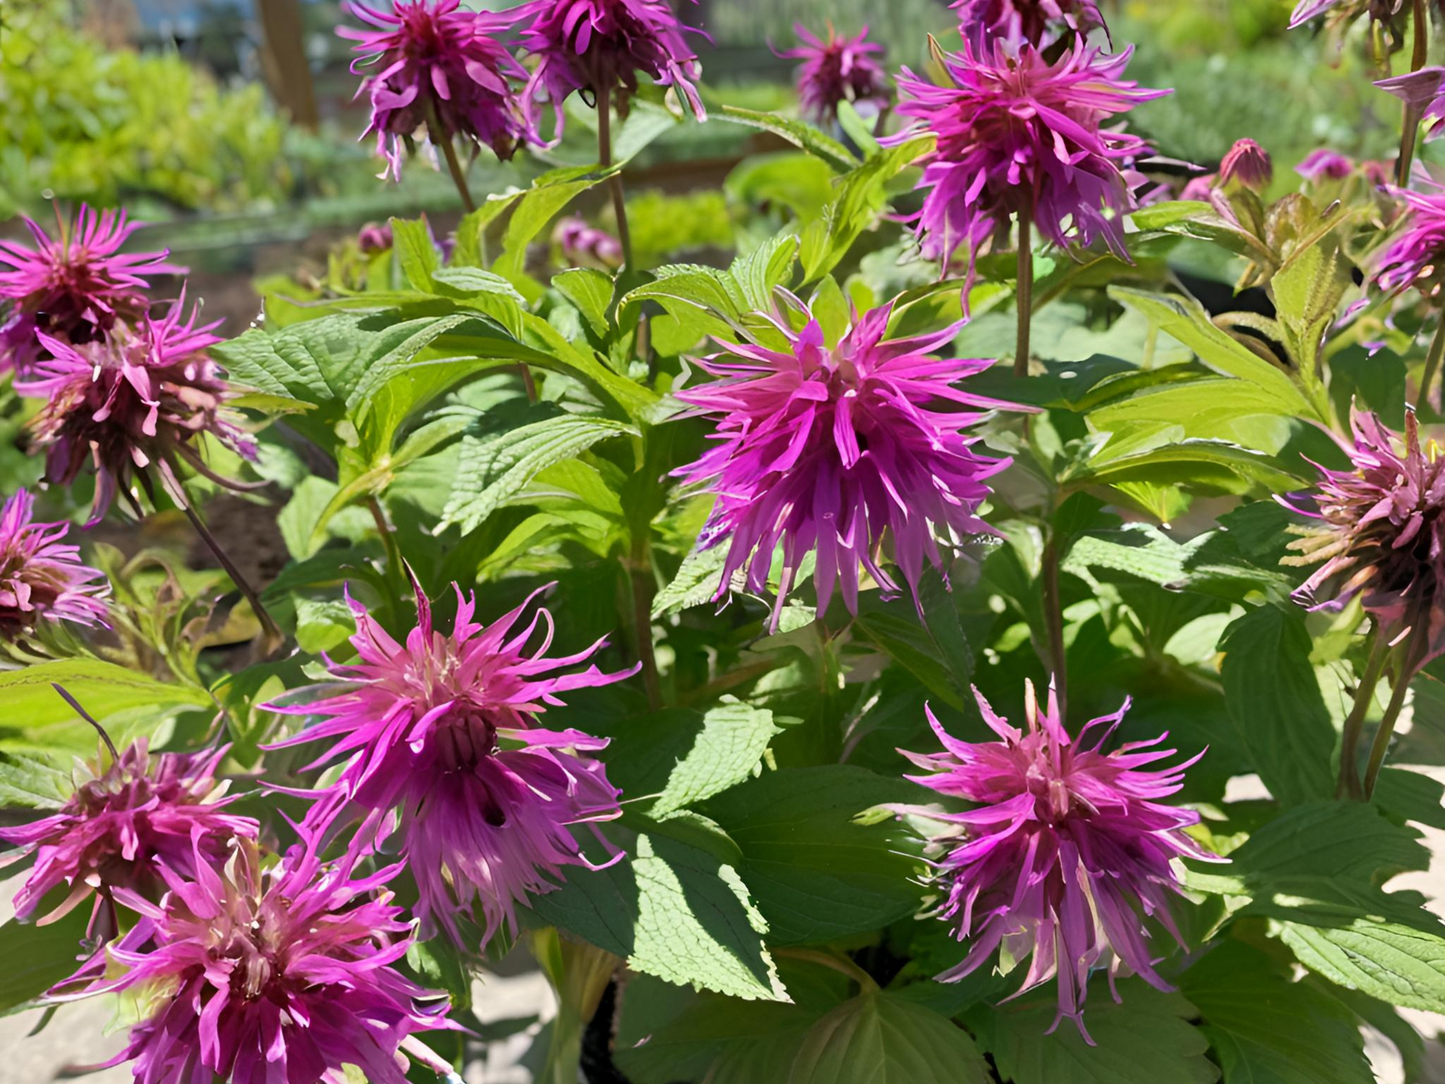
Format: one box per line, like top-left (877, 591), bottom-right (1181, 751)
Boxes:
top-left (1337, 629), bottom-right (1390, 799)
top-left (1396, 0), bottom-right (1430, 186)
top-left (597, 87), bottom-right (634, 271)
top-left (1014, 207), bottom-right (1034, 378)
top-left (1364, 661), bottom-right (1413, 798)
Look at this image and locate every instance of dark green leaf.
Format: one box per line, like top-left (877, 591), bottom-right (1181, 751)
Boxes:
top-left (790, 990), bottom-right (990, 1084)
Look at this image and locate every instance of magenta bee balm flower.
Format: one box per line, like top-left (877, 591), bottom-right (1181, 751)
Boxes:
top-left (520, 0), bottom-right (706, 140)
top-left (0, 739), bottom-right (257, 932)
top-left (266, 580), bottom-right (634, 947)
top-left (52, 835), bottom-right (454, 1084)
top-left (0, 488), bottom-right (110, 638)
top-left (1217, 138), bottom-right (1272, 192)
top-left (1296, 147), bottom-right (1354, 182)
top-left (675, 294), bottom-right (1021, 622)
top-left (17, 296), bottom-right (256, 525)
top-left (1373, 182), bottom-right (1445, 298)
top-left (954, 0), bottom-right (1106, 50)
top-left (340, 0), bottom-right (532, 180)
top-left (889, 39), bottom-right (1164, 296)
top-left (1285, 409), bottom-right (1445, 672)
top-left (897, 681), bottom-right (1213, 1042)
top-left (779, 23), bottom-right (889, 127)
top-left (0, 205), bottom-right (180, 374)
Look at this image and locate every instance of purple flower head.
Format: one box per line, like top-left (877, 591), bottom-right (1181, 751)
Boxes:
top-left (1296, 147), bottom-right (1354, 182)
top-left (265, 579), bottom-right (635, 947)
top-left (889, 39), bottom-right (1164, 299)
top-left (16, 295), bottom-right (256, 526)
top-left (357, 221), bottom-right (395, 254)
top-left (520, 0), bottom-right (706, 142)
top-left (0, 488), bottom-right (110, 639)
top-left (1178, 173), bottom-right (1217, 201)
top-left (340, 0), bottom-right (532, 180)
top-left (1373, 182), bottom-right (1445, 298)
top-left (897, 681), bottom-right (1213, 1042)
top-left (1285, 408), bottom-right (1445, 671)
top-left (53, 834), bottom-right (455, 1084)
top-left (674, 293), bottom-right (1024, 624)
top-left (0, 205), bottom-right (181, 375)
top-left (778, 23), bottom-right (889, 127)
top-left (554, 215), bottom-right (624, 269)
top-left (0, 739), bottom-right (257, 932)
top-left (953, 0), bottom-right (1107, 50)
top-left (1218, 138), bottom-right (1272, 192)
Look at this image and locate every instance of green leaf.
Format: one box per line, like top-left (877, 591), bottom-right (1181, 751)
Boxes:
top-left (293, 597), bottom-right (356, 654)
top-left (652, 698), bottom-right (782, 817)
top-left (1062, 523), bottom-right (1192, 587)
top-left (0, 660), bottom-right (211, 757)
top-left (389, 216), bottom-right (441, 290)
top-left (715, 106), bottom-right (859, 172)
top-left (552, 268), bottom-right (614, 336)
top-left (615, 993), bottom-right (819, 1084)
top-left (0, 909), bottom-right (90, 1014)
top-left (1109, 287), bottom-right (1318, 419)
top-left (1218, 607), bottom-right (1335, 804)
top-left (491, 164), bottom-right (617, 291)
top-left (526, 833), bottom-right (787, 1001)
top-left (790, 990), bottom-right (990, 1084)
top-left (1070, 438), bottom-right (1305, 496)
top-left (701, 766), bottom-right (926, 944)
top-left (1180, 941), bottom-right (1373, 1084)
top-left (653, 545), bottom-right (728, 618)
top-left (965, 982), bottom-right (1218, 1084)
top-left (800, 136), bottom-right (930, 282)
top-left (0, 752), bottom-right (71, 808)
top-left (852, 577), bottom-right (972, 711)
top-left (440, 413), bottom-right (637, 533)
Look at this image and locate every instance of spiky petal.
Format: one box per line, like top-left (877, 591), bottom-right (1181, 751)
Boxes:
top-left (519, 0), bottom-right (706, 141)
top-left (896, 681), bottom-right (1214, 1042)
top-left (1296, 148), bottom-right (1354, 181)
top-left (16, 297), bottom-right (256, 525)
top-left (0, 740), bottom-right (257, 932)
top-left (887, 39), bottom-right (1163, 300)
top-left (50, 834), bottom-right (455, 1084)
top-left (1373, 182), bottom-right (1445, 297)
top-left (0, 488), bottom-right (110, 639)
top-left (0, 205), bottom-right (181, 374)
top-left (778, 23), bottom-right (889, 127)
top-left (1285, 408), bottom-right (1445, 671)
top-left (674, 294), bottom-right (1023, 622)
top-left (265, 582), bottom-right (635, 947)
top-left (339, 0), bottom-right (533, 180)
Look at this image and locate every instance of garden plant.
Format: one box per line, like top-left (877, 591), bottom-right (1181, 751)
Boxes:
top-left (6, 0), bottom-right (1445, 1082)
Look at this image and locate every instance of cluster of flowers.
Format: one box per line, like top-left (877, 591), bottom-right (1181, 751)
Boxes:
top-left (27, 0), bottom-right (1445, 1071)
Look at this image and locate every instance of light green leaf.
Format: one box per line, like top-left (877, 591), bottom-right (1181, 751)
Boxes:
top-left (801, 136), bottom-right (931, 282)
top-left (294, 597), bottom-right (356, 654)
top-left (790, 990), bottom-right (990, 1084)
top-left (526, 833), bottom-right (788, 1001)
top-left (553, 267), bottom-right (615, 336)
top-left (0, 752), bottom-right (71, 808)
top-left (715, 106), bottom-right (859, 172)
top-left (653, 545), bottom-right (729, 618)
top-left (652, 698), bottom-right (781, 817)
top-left (440, 414), bottom-right (636, 533)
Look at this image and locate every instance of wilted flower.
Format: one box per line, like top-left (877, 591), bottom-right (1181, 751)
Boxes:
top-left (674, 294), bottom-right (1022, 622)
top-left (0, 739), bottom-right (256, 932)
top-left (520, 0), bottom-right (706, 140)
top-left (897, 681), bottom-right (1212, 1042)
top-left (0, 205), bottom-right (180, 374)
top-left (554, 215), bottom-right (624, 269)
top-left (778, 23), bottom-right (889, 127)
top-left (52, 835), bottom-right (455, 1084)
top-left (953, 0), bottom-right (1106, 50)
top-left (889, 39), bottom-right (1164, 296)
top-left (340, 0), bottom-right (532, 179)
top-left (265, 580), bottom-right (634, 947)
top-left (1218, 138), bottom-right (1272, 191)
top-left (1373, 182), bottom-right (1445, 297)
top-left (17, 296), bottom-right (256, 525)
top-left (0, 488), bottom-right (110, 639)
top-left (1296, 148), bottom-right (1354, 181)
top-left (1285, 408), bottom-right (1445, 671)
top-left (357, 221), bottom-right (395, 254)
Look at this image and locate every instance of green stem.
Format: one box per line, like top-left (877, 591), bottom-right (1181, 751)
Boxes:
top-left (1396, 0), bottom-right (1430, 186)
top-left (1013, 207), bottom-right (1033, 378)
top-left (1418, 315), bottom-right (1445, 412)
top-left (597, 86), bottom-right (634, 271)
top-left (630, 533), bottom-right (661, 712)
top-left (1337, 630), bottom-right (1390, 799)
top-left (774, 947), bottom-right (878, 992)
top-left (1364, 660), bottom-right (1414, 800)
top-left (430, 107), bottom-right (476, 213)
top-left (178, 498), bottom-right (283, 657)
